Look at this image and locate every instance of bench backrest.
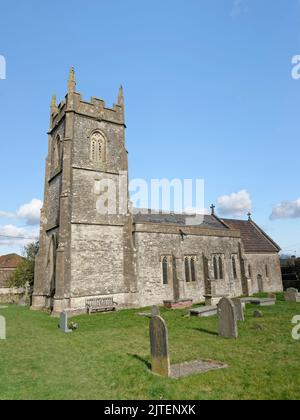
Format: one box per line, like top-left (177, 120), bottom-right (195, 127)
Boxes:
top-left (86, 297), bottom-right (114, 308)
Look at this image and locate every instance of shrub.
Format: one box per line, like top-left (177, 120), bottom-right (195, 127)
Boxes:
top-left (9, 242), bottom-right (39, 288)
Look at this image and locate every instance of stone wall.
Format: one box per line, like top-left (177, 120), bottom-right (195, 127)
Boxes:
top-left (245, 253), bottom-right (283, 294)
top-left (73, 114), bottom-right (127, 174)
top-left (0, 288), bottom-right (25, 304)
top-left (134, 226), bottom-right (244, 307)
top-left (71, 224), bottom-right (125, 297)
top-left (0, 268), bottom-right (14, 288)
top-left (47, 174), bottom-right (61, 229)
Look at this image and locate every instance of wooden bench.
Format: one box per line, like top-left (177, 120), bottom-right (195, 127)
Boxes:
top-left (86, 297), bottom-right (118, 315)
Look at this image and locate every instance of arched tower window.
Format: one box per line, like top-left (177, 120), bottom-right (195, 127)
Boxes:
top-left (90, 131), bottom-right (106, 164)
top-left (248, 264), bottom-right (252, 278)
top-left (53, 135), bottom-right (61, 170)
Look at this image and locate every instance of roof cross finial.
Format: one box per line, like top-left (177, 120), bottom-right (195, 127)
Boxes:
top-left (247, 212), bottom-right (252, 221)
top-left (210, 204), bottom-right (216, 216)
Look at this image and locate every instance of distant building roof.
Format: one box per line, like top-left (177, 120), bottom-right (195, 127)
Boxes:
top-left (221, 219), bottom-right (281, 253)
top-left (0, 254), bottom-right (24, 269)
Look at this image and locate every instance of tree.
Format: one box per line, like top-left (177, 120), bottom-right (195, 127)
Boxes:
top-left (9, 242), bottom-right (39, 288)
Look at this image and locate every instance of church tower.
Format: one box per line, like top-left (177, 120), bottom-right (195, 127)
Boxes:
top-left (32, 69), bottom-right (137, 314)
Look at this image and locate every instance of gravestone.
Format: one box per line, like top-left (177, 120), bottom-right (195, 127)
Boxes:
top-left (285, 288), bottom-right (300, 303)
top-left (217, 297), bottom-right (238, 339)
top-left (59, 311), bottom-right (72, 333)
top-left (232, 298), bottom-right (245, 322)
top-left (18, 282), bottom-right (31, 307)
top-left (151, 306), bottom-right (160, 317)
top-left (0, 315), bottom-right (6, 340)
top-left (149, 315), bottom-right (170, 377)
top-left (190, 306), bottom-right (218, 318)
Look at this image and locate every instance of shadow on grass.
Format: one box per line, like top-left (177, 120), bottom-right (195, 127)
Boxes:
top-left (193, 328), bottom-right (218, 336)
top-left (130, 354), bottom-right (151, 370)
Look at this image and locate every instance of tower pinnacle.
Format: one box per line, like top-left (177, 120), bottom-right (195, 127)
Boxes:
top-left (50, 94), bottom-right (58, 115)
top-left (118, 85), bottom-right (124, 107)
top-left (68, 67), bottom-right (76, 93)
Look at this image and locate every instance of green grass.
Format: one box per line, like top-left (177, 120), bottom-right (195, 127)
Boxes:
top-left (0, 294), bottom-right (300, 400)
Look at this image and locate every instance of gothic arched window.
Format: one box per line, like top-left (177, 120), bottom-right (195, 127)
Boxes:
top-left (265, 265), bottom-right (269, 278)
top-left (53, 135), bottom-right (61, 170)
top-left (90, 131), bottom-right (106, 164)
top-left (162, 257), bottom-right (169, 285)
top-left (219, 256), bottom-right (224, 280)
top-left (232, 256), bottom-right (237, 279)
top-left (191, 258), bottom-right (196, 282)
top-left (213, 256), bottom-right (219, 279)
top-left (185, 257), bottom-right (190, 283)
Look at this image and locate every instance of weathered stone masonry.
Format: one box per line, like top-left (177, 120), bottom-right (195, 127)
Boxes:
top-left (32, 69), bottom-right (283, 314)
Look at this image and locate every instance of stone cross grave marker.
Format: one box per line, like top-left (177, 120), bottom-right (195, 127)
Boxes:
top-left (149, 315), bottom-right (170, 377)
top-left (59, 311), bottom-right (72, 333)
top-left (285, 288), bottom-right (300, 303)
top-left (151, 306), bottom-right (160, 317)
top-left (217, 297), bottom-right (238, 339)
top-left (232, 298), bottom-right (245, 322)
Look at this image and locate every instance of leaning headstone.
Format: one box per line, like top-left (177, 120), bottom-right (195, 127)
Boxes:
top-left (151, 306), bottom-right (160, 317)
top-left (149, 315), bottom-right (170, 377)
top-left (59, 311), bottom-right (72, 333)
top-left (232, 298), bottom-right (245, 322)
top-left (285, 288), bottom-right (300, 303)
top-left (217, 297), bottom-right (238, 339)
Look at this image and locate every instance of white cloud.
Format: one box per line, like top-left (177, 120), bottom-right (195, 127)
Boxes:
top-left (270, 198), bottom-right (300, 220)
top-left (16, 199), bottom-right (43, 226)
top-left (217, 190), bottom-right (252, 217)
top-left (0, 211), bottom-right (15, 218)
top-left (0, 199), bottom-right (43, 226)
top-left (230, 0), bottom-right (247, 18)
top-left (0, 224), bottom-right (39, 247)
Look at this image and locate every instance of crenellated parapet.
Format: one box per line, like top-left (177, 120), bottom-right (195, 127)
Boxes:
top-left (49, 68), bottom-right (125, 133)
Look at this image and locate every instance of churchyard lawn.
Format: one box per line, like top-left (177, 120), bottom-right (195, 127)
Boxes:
top-left (0, 293), bottom-right (299, 400)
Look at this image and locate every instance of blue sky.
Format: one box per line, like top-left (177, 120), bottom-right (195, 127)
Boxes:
top-left (0, 0), bottom-right (299, 256)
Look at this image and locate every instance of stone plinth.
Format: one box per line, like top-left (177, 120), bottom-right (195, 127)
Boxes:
top-left (163, 299), bottom-right (193, 310)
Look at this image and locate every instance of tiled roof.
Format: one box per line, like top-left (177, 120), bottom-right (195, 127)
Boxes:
top-left (0, 254), bottom-right (24, 269)
top-left (222, 219), bottom-right (281, 253)
top-left (133, 210), bottom-right (227, 230)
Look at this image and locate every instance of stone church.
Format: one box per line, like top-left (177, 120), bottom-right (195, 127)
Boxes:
top-left (32, 69), bottom-right (283, 314)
